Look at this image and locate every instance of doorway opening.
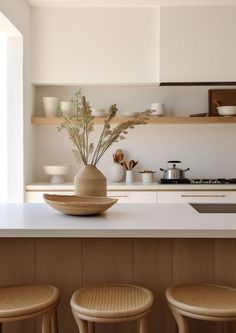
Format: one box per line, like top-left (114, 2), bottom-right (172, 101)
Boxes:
top-left (0, 12), bottom-right (23, 202)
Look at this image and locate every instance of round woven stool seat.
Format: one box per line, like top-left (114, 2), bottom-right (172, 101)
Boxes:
top-left (166, 284), bottom-right (236, 333)
top-left (71, 284), bottom-right (153, 319)
top-left (0, 285), bottom-right (59, 318)
top-left (0, 284), bottom-right (60, 333)
top-left (166, 284), bottom-right (236, 318)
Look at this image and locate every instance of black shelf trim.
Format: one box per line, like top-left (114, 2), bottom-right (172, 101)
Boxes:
top-left (160, 82), bottom-right (236, 86)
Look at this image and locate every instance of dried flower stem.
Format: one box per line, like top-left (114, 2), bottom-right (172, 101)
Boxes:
top-left (58, 90), bottom-right (150, 166)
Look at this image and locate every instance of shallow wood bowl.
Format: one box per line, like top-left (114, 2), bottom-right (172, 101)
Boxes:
top-left (44, 194), bottom-right (118, 216)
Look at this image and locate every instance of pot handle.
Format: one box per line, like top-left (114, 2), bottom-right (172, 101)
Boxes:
top-left (160, 168), bottom-right (165, 171)
top-left (168, 160), bottom-right (181, 164)
top-left (183, 168), bottom-right (190, 172)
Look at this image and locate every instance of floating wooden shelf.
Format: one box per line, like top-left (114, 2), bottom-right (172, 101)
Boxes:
top-left (31, 116), bottom-right (236, 125)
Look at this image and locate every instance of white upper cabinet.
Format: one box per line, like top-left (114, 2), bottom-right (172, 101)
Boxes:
top-left (160, 6), bottom-right (236, 82)
top-left (31, 7), bottom-right (159, 84)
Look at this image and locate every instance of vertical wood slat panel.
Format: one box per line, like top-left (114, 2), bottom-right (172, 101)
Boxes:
top-left (35, 238), bottom-right (83, 333)
top-left (0, 238), bottom-right (35, 333)
top-left (82, 238), bottom-right (134, 333)
top-left (0, 238), bottom-right (236, 333)
top-left (133, 239), bottom-right (175, 333)
top-left (173, 239), bottom-right (215, 333)
top-left (214, 239), bottom-right (236, 333)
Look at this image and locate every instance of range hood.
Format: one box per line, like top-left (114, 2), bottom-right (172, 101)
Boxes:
top-left (160, 82), bottom-right (236, 86)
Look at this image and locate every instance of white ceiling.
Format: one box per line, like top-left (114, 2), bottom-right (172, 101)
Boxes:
top-left (27, 0), bottom-right (236, 7)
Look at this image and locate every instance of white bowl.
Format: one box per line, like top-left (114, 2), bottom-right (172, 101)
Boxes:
top-left (217, 106), bottom-right (236, 116)
top-left (44, 165), bottom-right (70, 183)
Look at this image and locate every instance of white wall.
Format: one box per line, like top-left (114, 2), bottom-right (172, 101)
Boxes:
top-left (0, 0), bottom-right (34, 191)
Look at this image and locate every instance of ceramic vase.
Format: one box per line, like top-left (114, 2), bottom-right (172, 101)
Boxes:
top-left (74, 165), bottom-right (107, 197)
top-left (110, 163), bottom-right (124, 182)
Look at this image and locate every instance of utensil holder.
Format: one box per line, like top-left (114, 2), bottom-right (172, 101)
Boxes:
top-left (126, 170), bottom-right (134, 183)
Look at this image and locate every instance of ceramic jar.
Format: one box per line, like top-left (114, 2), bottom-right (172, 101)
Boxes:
top-left (110, 163), bottom-right (124, 182)
top-left (59, 101), bottom-right (72, 117)
top-left (141, 173), bottom-right (154, 183)
top-left (42, 97), bottom-right (59, 117)
top-left (74, 165), bottom-right (107, 197)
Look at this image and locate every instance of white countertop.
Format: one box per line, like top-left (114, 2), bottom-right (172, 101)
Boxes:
top-left (26, 182), bottom-right (236, 191)
top-left (1, 203), bottom-right (236, 238)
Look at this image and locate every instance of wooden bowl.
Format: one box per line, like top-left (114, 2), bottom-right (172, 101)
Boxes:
top-left (43, 194), bottom-right (118, 216)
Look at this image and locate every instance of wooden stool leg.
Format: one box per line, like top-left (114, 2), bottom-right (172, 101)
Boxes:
top-left (42, 310), bottom-right (52, 333)
top-left (170, 308), bottom-right (188, 333)
top-left (139, 315), bottom-right (148, 333)
top-left (0, 322), bottom-right (2, 333)
top-left (88, 321), bottom-right (95, 333)
top-left (72, 312), bottom-right (88, 333)
top-left (51, 309), bottom-right (58, 333)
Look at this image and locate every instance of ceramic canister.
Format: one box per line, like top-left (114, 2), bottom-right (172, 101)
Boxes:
top-left (43, 97), bottom-right (59, 117)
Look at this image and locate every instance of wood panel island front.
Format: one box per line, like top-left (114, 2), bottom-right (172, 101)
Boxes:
top-left (1, 203), bottom-right (236, 333)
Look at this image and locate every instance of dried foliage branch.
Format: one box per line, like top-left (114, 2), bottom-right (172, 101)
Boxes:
top-left (58, 90), bottom-right (150, 165)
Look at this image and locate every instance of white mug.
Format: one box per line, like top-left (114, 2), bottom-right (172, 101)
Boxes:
top-left (60, 101), bottom-right (72, 117)
top-left (150, 103), bottom-right (165, 116)
top-left (43, 97), bottom-right (59, 117)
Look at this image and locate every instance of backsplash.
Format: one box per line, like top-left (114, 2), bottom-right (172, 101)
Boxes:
top-left (33, 85), bottom-right (236, 183)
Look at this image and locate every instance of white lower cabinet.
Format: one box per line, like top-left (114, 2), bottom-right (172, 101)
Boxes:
top-left (25, 191), bottom-right (73, 203)
top-left (25, 191), bottom-right (157, 203)
top-left (107, 191), bottom-right (157, 204)
top-left (157, 191), bottom-right (236, 204)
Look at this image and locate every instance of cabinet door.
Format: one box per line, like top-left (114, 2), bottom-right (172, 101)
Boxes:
top-left (160, 6), bottom-right (236, 82)
top-left (32, 7), bottom-right (158, 84)
top-left (108, 191), bottom-right (157, 204)
top-left (157, 191), bottom-right (236, 203)
top-left (25, 191), bottom-right (73, 203)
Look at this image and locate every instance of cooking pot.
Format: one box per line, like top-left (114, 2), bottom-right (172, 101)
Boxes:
top-left (160, 161), bottom-right (190, 180)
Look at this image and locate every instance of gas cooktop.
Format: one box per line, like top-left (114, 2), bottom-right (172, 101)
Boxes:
top-left (160, 178), bottom-right (236, 184)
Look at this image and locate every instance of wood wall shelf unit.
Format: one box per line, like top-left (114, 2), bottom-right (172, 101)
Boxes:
top-left (31, 116), bottom-right (236, 125)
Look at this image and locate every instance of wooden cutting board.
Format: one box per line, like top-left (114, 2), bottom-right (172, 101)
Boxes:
top-left (208, 89), bottom-right (236, 116)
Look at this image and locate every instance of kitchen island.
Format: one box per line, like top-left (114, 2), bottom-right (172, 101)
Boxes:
top-left (1, 203), bottom-right (236, 333)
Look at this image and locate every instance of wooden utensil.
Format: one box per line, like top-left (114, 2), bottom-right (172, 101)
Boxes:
top-left (128, 160), bottom-right (138, 170)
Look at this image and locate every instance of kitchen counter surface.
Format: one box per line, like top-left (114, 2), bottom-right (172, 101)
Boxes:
top-left (26, 182), bottom-right (236, 191)
top-left (1, 202), bottom-right (236, 238)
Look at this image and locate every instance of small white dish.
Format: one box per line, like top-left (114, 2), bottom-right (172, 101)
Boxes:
top-left (44, 165), bottom-right (70, 183)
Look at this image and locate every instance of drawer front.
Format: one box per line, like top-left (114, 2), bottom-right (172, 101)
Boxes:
top-left (108, 191), bottom-right (157, 204)
top-left (25, 191), bottom-right (73, 203)
top-left (157, 191), bottom-right (236, 203)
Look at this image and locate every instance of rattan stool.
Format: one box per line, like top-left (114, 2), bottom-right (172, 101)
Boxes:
top-left (0, 284), bottom-right (59, 333)
top-left (71, 284), bottom-right (154, 333)
top-left (166, 284), bottom-right (236, 333)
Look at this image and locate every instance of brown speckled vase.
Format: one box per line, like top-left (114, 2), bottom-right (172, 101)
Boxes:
top-left (74, 165), bottom-right (107, 197)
